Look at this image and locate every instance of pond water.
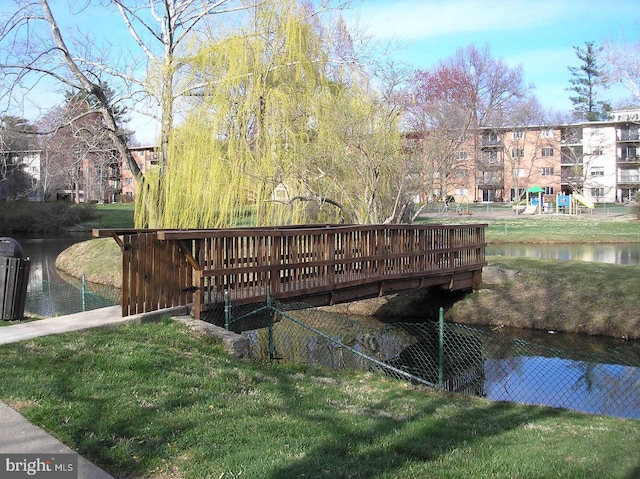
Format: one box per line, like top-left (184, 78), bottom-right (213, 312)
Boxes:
top-left (12, 234), bottom-right (119, 317)
top-left (250, 316), bottom-right (640, 419)
top-left (484, 355), bottom-right (640, 418)
top-left (487, 243), bottom-right (640, 265)
top-left (476, 325), bottom-right (640, 419)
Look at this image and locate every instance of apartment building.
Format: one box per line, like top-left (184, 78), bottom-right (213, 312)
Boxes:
top-left (120, 145), bottom-right (159, 198)
top-left (473, 126), bottom-right (561, 203)
top-left (443, 109), bottom-right (639, 206)
top-left (6, 109), bottom-right (638, 207)
top-left (611, 109), bottom-right (640, 203)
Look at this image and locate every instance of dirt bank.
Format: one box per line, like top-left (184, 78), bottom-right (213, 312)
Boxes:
top-left (323, 259), bottom-right (640, 340)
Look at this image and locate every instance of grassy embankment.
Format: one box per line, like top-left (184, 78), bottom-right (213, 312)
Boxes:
top-left (0, 320), bottom-right (639, 479)
top-left (55, 203), bottom-right (135, 287)
top-left (447, 256), bottom-right (640, 338)
top-left (416, 203), bottom-right (640, 243)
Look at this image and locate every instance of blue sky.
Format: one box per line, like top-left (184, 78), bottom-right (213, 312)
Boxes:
top-left (343, 0), bottom-right (640, 114)
top-left (3, 0), bottom-right (639, 145)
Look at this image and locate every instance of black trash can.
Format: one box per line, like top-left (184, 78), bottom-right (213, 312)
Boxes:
top-left (0, 237), bottom-right (30, 320)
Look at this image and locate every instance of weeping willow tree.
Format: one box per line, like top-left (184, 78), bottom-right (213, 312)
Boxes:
top-left (135, 0), bottom-right (408, 228)
top-left (301, 79), bottom-right (410, 224)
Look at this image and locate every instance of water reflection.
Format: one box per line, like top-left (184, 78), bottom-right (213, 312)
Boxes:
top-left (246, 314), bottom-right (640, 419)
top-left (487, 243), bottom-right (640, 265)
top-left (485, 357), bottom-right (640, 418)
top-left (12, 234), bottom-right (119, 317)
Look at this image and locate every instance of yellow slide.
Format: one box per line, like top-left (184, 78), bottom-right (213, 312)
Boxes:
top-left (573, 193), bottom-right (595, 209)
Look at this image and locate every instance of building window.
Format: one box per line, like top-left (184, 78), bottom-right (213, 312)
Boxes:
top-left (541, 129), bottom-right (554, 138)
top-left (510, 187), bottom-right (526, 201)
top-left (481, 151), bottom-right (499, 164)
top-left (591, 148), bottom-right (603, 156)
top-left (544, 187), bottom-right (554, 195)
top-left (482, 132), bottom-right (500, 145)
top-left (511, 148), bottom-right (524, 158)
top-left (456, 150), bottom-right (468, 160)
top-left (590, 167), bottom-right (604, 177)
top-left (619, 126), bottom-right (640, 141)
top-left (512, 130), bottom-right (524, 139)
top-left (621, 146), bottom-right (639, 159)
top-left (591, 188), bottom-right (605, 197)
top-left (541, 167), bottom-right (554, 176)
top-left (513, 168), bottom-right (525, 178)
top-left (541, 147), bottom-right (554, 157)
top-left (455, 188), bottom-right (468, 196)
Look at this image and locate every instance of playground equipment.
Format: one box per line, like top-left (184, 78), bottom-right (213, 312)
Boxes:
top-left (573, 192), bottom-right (595, 209)
top-left (556, 193), bottom-right (594, 214)
top-left (513, 188), bottom-right (595, 215)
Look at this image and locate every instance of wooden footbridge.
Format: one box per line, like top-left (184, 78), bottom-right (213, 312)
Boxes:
top-left (95, 224), bottom-right (487, 320)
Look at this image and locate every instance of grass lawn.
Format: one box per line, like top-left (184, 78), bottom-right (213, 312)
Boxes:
top-left (1, 320), bottom-right (639, 478)
top-left (85, 203), bottom-right (135, 229)
top-left (417, 213), bottom-right (640, 244)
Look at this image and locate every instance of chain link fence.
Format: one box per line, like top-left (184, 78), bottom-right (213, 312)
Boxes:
top-left (24, 274), bottom-right (120, 318)
top-left (204, 298), bottom-right (640, 419)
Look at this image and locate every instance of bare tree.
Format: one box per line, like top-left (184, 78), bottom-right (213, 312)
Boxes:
top-left (0, 1), bottom-right (256, 214)
top-left (405, 65), bottom-right (475, 205)
top-left (0, 1), bottom-right (141, 181)
top-left (602, 38), bottom-right (640, 104)
top-left (406, 44), bottom-right (535, 204)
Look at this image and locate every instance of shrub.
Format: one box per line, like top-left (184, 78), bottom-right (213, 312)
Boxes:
top-left (0, 202), bottom-right (96, 233)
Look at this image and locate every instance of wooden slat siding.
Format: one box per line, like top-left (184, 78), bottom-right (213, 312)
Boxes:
top-left (120, 235), bottom-right (130, 316)
top-left (123, 233), bottom-right (133, 315)
top-left (117, 232), bottom-right (195, 316)
top-left (0, 257), bottom-right (27, 319)
top-left (0, 257), bottom-right (11, 318)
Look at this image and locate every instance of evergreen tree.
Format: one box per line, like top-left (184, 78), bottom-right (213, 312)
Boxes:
top-left (567, 41), bottom-right (611, 122)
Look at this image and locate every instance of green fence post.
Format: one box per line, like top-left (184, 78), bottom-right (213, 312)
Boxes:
top-left (267, 286), bottom-right (276, 360)
top-left (82, 273), bottom-right (87, 312)
top-left (224, 291), bottom-right (230, 330)
top-left (439, 306), bottom-right (444, 388)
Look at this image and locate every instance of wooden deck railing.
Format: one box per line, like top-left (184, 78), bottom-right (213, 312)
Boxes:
top-left (95, 224), bottom-right (487, 319)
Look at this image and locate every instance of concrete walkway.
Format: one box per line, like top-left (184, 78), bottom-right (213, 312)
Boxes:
top-left (0, 305), bottom-right (188, 479)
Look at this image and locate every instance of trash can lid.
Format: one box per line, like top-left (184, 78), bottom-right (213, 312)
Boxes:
top-left (0, 237), bottom-right (24, 258)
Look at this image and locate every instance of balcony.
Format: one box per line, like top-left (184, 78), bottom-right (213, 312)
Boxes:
top-left (618, 156), bottom-right (640, 164)
top-left (617, 132), bottom-right (640, 142)
top-left (481, 136), bottom-right (501, 147)
top-left (477, 174), bottom-right (503, 187)
top-left (561, 157), bottom-right (583, 166)
top-left (561, 136), bottom-right (582, 145)
top-left (619, 174), bottom-right (640, 184)
top-left (478, 160), bottom-right (503, 170)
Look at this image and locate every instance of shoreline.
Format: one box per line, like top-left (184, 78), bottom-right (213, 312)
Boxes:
top-left (51, 219), bottom-right (640, 340)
